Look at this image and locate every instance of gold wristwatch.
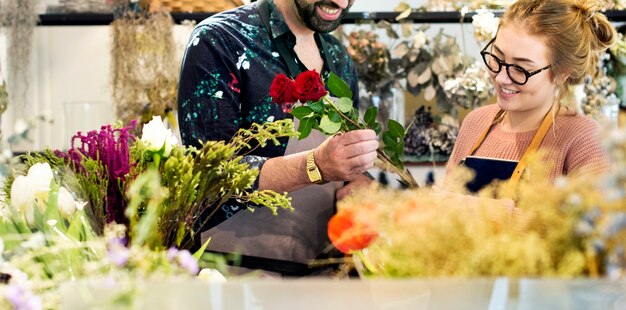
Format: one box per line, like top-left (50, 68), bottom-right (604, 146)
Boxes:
top-left (306, 149), bottom-right (326, 185)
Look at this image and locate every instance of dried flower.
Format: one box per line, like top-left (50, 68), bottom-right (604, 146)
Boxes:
top-left (404, 106), bottom-right (459, 157)
top-left (424, 0), bottom-right (515, 11)
top-left (580, 54), bottom-right (621, 122)
top-left (471, 9), bottom-right (499, 45)
top-left (443, 62), bottom-right (495, 112)
top-left (346, 30), bottom-right (391, 94)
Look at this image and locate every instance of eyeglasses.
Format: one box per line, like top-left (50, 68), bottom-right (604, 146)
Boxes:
top-left (480, 37), bottom-right (552, 85)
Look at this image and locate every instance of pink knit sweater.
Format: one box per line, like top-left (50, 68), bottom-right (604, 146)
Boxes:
top-left (446, 104), bottom-right (610, 183)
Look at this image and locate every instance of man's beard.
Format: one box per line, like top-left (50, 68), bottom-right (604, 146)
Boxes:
top-left (294, 0), bottom-right (352, 33)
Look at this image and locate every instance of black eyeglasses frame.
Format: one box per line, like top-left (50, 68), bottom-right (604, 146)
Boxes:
top-left (480, 37), bottom-right (552, 86)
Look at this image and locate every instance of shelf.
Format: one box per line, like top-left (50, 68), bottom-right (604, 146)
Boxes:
top-left (35, 10), bottom-right (626, 26)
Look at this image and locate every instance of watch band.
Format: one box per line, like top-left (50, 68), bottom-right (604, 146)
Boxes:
top-left (306, 150), bottom-right (326, 185)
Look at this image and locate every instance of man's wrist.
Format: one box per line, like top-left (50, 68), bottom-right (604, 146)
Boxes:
top-left (306, 149), bottom-right (326, 185)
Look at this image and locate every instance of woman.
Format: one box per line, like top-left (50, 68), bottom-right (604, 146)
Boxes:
top-left (445, 0), bottom-right (615, 193)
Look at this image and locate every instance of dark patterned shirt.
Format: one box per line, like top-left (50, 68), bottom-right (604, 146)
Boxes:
top-left (177, 0), bottom-right (358, 228)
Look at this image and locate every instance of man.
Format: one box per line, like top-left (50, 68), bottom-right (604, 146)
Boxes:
top-left (177, 0), bottom-right (377, 276)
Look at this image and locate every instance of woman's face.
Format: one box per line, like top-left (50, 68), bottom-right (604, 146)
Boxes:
top-left (487, 24), bottom-right (557, 115)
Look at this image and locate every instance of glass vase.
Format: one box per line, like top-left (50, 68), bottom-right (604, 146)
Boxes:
top-left (360, 86), bottom-right (405, 131)
top-left (63, 101), bottom-right (114, 149)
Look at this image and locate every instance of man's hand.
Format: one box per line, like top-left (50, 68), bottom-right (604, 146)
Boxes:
top-left (336, 173), bottom-right (374, 201)
top-left (315, 129), bottom-right (379, 182)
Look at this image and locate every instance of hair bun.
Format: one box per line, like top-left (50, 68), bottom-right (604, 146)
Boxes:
top-left (574, 0), bottom-right (615, 50)
top-left (574, 0), bottom-right (603, 18)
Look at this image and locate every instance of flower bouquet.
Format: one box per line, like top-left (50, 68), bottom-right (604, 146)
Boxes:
top-left (269, 70), bottom-right (418, 187)
top-left (0, 117), bottom-right (297, 307)
top-left (325, 123), bottom-right (626, 279)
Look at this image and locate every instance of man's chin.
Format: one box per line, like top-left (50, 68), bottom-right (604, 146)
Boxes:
top-left (309, 19), bottom-right (341, 33)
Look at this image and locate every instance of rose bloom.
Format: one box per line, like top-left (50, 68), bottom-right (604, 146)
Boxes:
top-left (293, 70), bottom-right (327, 103)
top-left (269, 73), bottom-right (298, 104)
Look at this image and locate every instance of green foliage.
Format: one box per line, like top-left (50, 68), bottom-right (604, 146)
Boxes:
top-left (125, 119), bottom-right (297, 249)
top-left (290, 72), bottom-right (417, 187)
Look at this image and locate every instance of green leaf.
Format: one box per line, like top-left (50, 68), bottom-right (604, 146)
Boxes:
top-left (176, 222), bottom-right (186, 246)
top-left (387, 120), bottom-right (405, 139)
top-left (373, 123), bottom-right (382, 135)
top-left (335, 97), bottom-right (353, 113)
top-left (382, 131), bottom-right (397, 148)
top-left (308, 100), bottom-right (324, 113)
top-left (328, 109), bottom-right (342, 123)
top-left (319, 115), bottom-right (341, 134)
top-left (364, 106), bottom-right (378, 127)
top-left (193, 237), bottom-right (211, 261)
top-left (327, 72), bottom-right (353, 99)
top-left (395, 141), bottom-right (404, 157)
top-left (290, 106), bottom-right (313, 119)
top-left (384, 145), bottom-right (396, 156)
top-left (298, 117), bottom-right (315, 139)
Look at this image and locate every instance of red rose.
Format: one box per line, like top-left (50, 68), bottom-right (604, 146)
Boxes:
top-left (269, 74), bottom-right (297, 104)
top-left (294, 70), bottom-right (327, 102)
top-left (328, 209), bottom-right (378, 254)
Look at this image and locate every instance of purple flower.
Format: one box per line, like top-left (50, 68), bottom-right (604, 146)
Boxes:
top-left (176, 250), bottom-right (199, 275)
top-left (5, 284), bottom-right (42, 310)
top-left (56, 120), bottom-right (137, 225)
top-left (106, 239), bottom-right (130, 267)
top-left (167, 247), bottom-right (178, 261)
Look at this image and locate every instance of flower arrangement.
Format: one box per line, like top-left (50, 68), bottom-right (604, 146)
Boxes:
top-left (269, 70), bottom-right (418, 187)
top-left (423, 0), bottom-right (515, 11)
top-left (403, 106), bottom-right (459, 160)
top-left (0, 117), bottom-right (296, 307)
top-left (605, 0), bottom-right (626, 10)
top-left (443, 63), bottom-right (495, 114)
top-left (471, 9), bottom-right (499, 45)
top-left (580, 53), bottom-right (621, 121)
top-left (110, 12), bottom-right (183, 128)
top-left (327, 121), bottom-right (626, 278)
top-left (0, 0), bottom-right (38, 111)
top-left (346, 30), bottom-right (392, 96)
top-left (343, 3), bottom-right (497, 162)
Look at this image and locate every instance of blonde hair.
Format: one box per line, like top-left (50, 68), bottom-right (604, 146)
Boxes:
top-left (500, 0), bottom-right (616, 110)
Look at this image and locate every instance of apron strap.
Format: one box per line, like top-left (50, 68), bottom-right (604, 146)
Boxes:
top-left (508, 105), bottom-right (555, 187)
top-left (467, 105), bottom-right (556, 188)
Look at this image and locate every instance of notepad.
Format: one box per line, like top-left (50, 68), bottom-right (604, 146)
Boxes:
top-left (460, 156), bottom-right (518, 193)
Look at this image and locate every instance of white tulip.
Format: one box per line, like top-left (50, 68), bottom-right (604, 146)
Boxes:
top-left (163, 128), bottom-right (178, 157)
top-left (197, 268), bottom-right (227, 283)
top-left (26, 163), bottom-right (54, 197)
top-left (141, 116), bottom-right (179, 157)
top-left (10, 175), bottom-right (36, 213)
top-left (57, 187), bottom-right (77, 219)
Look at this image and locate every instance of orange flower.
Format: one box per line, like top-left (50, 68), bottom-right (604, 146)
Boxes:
top-left (328, 209), bottom-right (378, 254)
